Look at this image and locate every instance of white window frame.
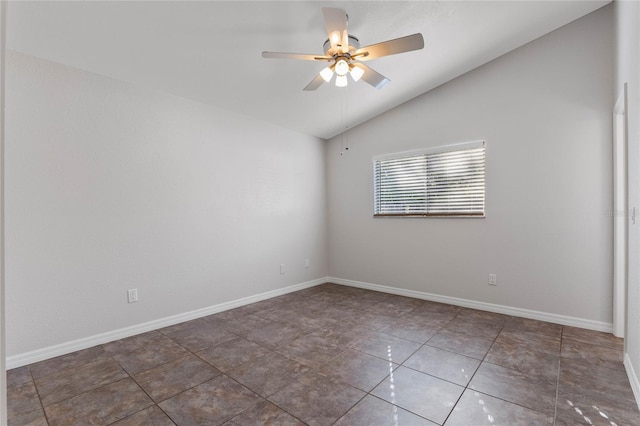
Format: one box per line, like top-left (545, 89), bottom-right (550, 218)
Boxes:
top-left (373, 140), bottom-right (486, 218)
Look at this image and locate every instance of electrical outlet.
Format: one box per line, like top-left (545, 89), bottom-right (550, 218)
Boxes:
top-left (127, 288), bottom-right (138, 303)
top-left (280, 264), bottom-right (285, 275)
top-left (488, 274), bottom-right (497, 286)
top-left (305, 258), bottom-right (310, 268)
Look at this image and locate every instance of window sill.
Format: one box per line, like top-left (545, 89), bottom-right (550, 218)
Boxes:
top-left (373, 213), bottom-right (485, 218)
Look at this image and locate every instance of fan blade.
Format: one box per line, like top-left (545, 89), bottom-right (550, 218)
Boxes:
top-left (262, 51), bottom-right (332, 61)
top-left (354, 63), bottom-right (390, 89)
top-left (322, 7), bottom-right (349, 53)
top-left (303, 74), bottom-right (326, 91)
top-left (354, 33), bottom-right (424, 61)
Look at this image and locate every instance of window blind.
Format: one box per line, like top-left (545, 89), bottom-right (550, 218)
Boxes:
top-left (373, 141), bottom-right (485, 217)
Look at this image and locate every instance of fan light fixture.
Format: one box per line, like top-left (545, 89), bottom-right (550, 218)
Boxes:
top-left (261, 7), bottom-right (425, 91)
top-left (319, 58), bottom-right (365, 87)
top-left (319, 66), bottom-right (334, 82)
top-left (335, 59), bottom-right (349, 76)
top-left (350, 65), bottom-right (364, 82)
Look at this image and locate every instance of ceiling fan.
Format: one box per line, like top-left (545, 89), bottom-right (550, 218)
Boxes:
top-left (262, 7), bottom-right (424, 91)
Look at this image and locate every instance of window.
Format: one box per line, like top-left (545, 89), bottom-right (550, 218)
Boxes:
top-left (373, 141), bottom-right (485, 217)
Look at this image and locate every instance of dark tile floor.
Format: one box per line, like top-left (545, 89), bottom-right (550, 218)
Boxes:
top-left (7, 283), bottom-right (640, 425)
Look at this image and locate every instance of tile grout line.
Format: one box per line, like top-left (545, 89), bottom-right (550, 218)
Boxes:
top-left (332, 306), bottom-right (488, 424)
top-left (109, 325), bottom-right (306, 425)
top-left (223, 373), bottom-right (308, 425)
top-left (25, 303), bottom-right (502, 424)
top-left (26, 365), bottom-right (52, 426)
top-left (439, 315), bottom-right (505, 426)
top-left (333, 306), bottom-right (502, 424)
top-left (552, 328), bottom-right (564, 426)
top-left (165, 316), bottom-right (316, 424)
top-left (30, 352), bottom-right (133, 424)
top-left (11, 286), bottom-right (632, 425)
top-left (112, 351), bottom-right (168, 426)
top-left (125, 331), bottom-right (244, 425)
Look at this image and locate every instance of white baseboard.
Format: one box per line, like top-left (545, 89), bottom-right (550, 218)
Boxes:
top-left (328, 277), bottom-right (614, 332)
top-left (7, 276), bottom-right (616, 369)
top-left (625, 353), bottom-right (640, 409)
top-left (6, 278), bottom-right (326, 369)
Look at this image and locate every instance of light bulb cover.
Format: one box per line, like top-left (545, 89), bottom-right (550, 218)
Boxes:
top-left (350, 65), bottom-right (364, 82)
top-left (335, 59), bottom-right (349, 76)
top-left (335, 74), bottom-right (348, 87)
top-left (319, 66), bottom-right (334, 83)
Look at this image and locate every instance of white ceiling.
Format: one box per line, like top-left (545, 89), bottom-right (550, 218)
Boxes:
top-left (7, 1), bottom-right (609, 140)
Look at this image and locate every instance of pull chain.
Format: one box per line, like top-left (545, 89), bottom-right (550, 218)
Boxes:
top-left (340, 87), bottom-right (349, 155)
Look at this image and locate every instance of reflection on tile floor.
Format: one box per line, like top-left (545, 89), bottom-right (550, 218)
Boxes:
top-left (7, 283), bottom-right (640, 425)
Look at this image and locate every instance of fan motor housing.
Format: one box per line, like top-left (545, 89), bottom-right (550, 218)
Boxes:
top-left (323, 35), bottom-right (360, 55)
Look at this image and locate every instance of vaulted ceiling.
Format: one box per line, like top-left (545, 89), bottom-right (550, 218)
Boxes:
top-left (7, 1), bottom-right (610, 139)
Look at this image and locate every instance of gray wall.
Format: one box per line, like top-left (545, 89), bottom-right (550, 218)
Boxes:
top-left (327, 7), bottom-right (613, 325)
top-left (5, 51), bottom-right (328, 358)
top-left (614, 0), bottom-right (640, 404)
